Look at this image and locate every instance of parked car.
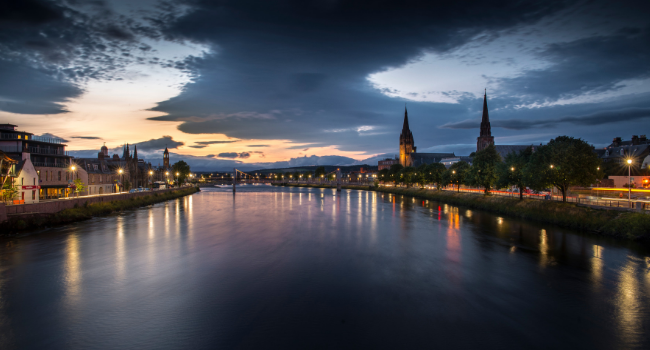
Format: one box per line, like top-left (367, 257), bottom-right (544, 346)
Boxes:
top-left (129, 189), bottom-right (138, 193)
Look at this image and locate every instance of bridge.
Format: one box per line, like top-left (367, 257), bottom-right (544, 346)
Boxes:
top-left (198, 168), bottom-right (348, 192)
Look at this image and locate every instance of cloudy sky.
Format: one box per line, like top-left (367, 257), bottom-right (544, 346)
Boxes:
top-left (1, 0), bottom-right (649, 171)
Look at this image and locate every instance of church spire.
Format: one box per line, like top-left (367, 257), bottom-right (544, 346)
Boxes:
top-left (480, 90), bottom-right (491, 137)
top-left (133, 144), bottom-right (138, 160)
top-left (402, 106), bottom-right (410, 134)
top-left (477, 89), bottom-right (495, 152)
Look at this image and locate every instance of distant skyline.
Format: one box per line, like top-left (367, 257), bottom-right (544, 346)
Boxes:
top-left (1, 0), bottom-right (650, 170)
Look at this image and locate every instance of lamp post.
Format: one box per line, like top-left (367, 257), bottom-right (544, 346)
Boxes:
top-left (165, 171), bottom-right (169, 186)
top-left (176, 172), bottom-right (179, 187)
top-left (149, 170), bottom-right (153, 190)
top-left (627, 158), bottom-right (633, 205)
top-left (119, 169), bottom-right (123, 192)
top-left (70, 165), bottom-right (76, 197)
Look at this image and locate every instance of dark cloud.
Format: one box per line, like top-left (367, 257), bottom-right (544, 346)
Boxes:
top-left (196, 140), bottom-right (238, 145)
top-left (0, 0), bottom-right (187, 114)
top-left (188, 145), bottom-right (207, 149)
top-left (71, 136), bottom-right (101, 139)
top-left (148, 0), bottom-right (570, 150)
top-left (134, 135), bottom-right (184, 152)
top-left (37, 133), bottom-right (69, 142)
top-left (217, 152), bottom-right (240, 159)
top-left (440, 107), bottom-right (650, 130)
top-left (0, 60), bottom-right (83, 114)
top-left (497, 26), bottom-right (650, 102)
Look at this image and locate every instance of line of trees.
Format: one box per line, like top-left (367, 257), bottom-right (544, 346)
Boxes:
top-left (378, 136), bottom-right (602, 202)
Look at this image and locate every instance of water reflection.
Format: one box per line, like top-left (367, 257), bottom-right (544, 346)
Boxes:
top-left (0, 186), bottom-right (648, 349)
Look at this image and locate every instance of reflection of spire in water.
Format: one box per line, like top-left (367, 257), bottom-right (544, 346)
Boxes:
top-left (616, 259), bottom-right (642, 347)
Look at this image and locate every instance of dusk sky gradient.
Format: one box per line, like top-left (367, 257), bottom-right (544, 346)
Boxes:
top-left (1, 0), bottom-right (649, 171)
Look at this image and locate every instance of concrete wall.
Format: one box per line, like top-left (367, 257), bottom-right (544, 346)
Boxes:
top-left (1, 188), bottom-right (193, 222)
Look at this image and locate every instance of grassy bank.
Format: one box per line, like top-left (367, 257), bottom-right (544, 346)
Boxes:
top-left (279, 183), bottom-right (650, 243)
top-left (1, 187), bottom-right (200, 235)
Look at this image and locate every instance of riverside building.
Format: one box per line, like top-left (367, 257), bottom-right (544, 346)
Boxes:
top-left (0, 123), bottom-right (73, 199)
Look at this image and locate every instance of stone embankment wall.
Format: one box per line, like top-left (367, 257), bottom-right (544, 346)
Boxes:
top-left (0, 188), bottom-right (188, 223)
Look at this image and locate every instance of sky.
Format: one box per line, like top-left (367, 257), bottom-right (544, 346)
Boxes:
top-left (1, 0), bottom-right (649, 171)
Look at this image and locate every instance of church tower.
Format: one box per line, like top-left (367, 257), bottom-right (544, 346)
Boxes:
top-left (163, 146), bottom-right (170, 169)
top-left (476, 90), bottom-right (494, 152)
top-left (399, 107), bottom-right (416, 167)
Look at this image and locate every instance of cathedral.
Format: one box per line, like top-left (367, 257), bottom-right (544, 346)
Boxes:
top-left (396, 91), bottom-right (535, 167)
top-left (398, 107), bottom-right (455, 167)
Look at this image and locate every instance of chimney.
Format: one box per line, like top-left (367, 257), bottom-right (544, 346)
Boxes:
top-left (632, 135), bottom-right (639, 145)
top-left (612, 137), bottom-right (622, 147)
top-left (112, 154), bottom-right (119, 160)
top-left (639, 135), bottom-right (647, 143)
top-left (98, 152), bottom-right (105, 160)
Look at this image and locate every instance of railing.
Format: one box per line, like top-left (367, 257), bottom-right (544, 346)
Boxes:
top-left (31, 136), bottom-right (66, 144)
top-left (32, 162), bottom-right (69, 168)
top-left (28, 147), bottom-right (68, 156)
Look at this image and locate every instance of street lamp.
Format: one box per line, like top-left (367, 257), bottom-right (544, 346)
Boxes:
top-left (149, 170), bottom-right (153, 190)
top-left (626, 158), bottom-right (633, 204)
top-left (176, 172), bottom-right (179, 187)
top-left (119, 169), bottom-right (124, 192)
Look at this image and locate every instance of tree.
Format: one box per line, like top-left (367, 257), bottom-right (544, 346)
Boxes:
top-left (525, 136), bottom-right (601, 202)
top-left (416, 164), bottom-right (429, 187)
top-left (428, 163), bottom-right (448, 190)
top-left (444, 161), bottom-right (471, 192)
top-left (314, 166), bottom-right (326, 178)
top-left (171, 160), bottom-right (191, 185)
top-left (73, 178), bottom-right (86, 196)
top-left (389, 164), bottom-right (403, 185)
top-left (378, 168), bottom-right (390, 184)
top-left (498, 146), bottom-right (533, 200)
top-left (400, 166), bottom-right (416, 187)
top-left (1, 182), bottom-right (19, 203)
top-left (466, 144), bottom-right (501, 194)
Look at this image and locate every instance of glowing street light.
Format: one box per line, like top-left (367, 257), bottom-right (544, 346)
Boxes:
top-left (626, 158), bottom-right (633, 203)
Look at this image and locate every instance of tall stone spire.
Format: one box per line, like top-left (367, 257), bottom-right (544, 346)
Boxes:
top-left (163, 146), bottom-right (170, 169)
top-left (480, 89), bottom-right (491, 137)
top-left (399, 107), bottom-right (416, 167)
top-left (476, 90), bottom-right (495, 152)
top-left (122, 144), bottom-right (127, 159)
top-left (133, 144), bottom-right (138, 160)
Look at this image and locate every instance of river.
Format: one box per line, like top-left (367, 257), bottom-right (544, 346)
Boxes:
top-left (1, 185), bottom-right (649, 349)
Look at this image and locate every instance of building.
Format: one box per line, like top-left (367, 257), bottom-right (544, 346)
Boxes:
top-left (398, 109), bottom-right (455, 167)
top-left (475, 93), bottom-right (539, 159)
top-left (74, 143), bottom-right (154, 193)
top-left (440, 156), bottom-right (473, 168)
top-left (0, 124), bottom-right (74, 199)
top-left (378, 157), bottom-right (399, 170)
top-left (476, 90), bottom-right (495, 152)
top-left (399, 108), bottom-right (416, 166)
top-left (597, 135), bottom-right (650, 165)
top-left (0, 150), bottom-right (37, 204)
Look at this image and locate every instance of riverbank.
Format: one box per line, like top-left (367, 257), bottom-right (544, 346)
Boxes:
top-left (0, 187), bottom-right (200, 236)
top-left (277, 183), bottom-right (650, 243)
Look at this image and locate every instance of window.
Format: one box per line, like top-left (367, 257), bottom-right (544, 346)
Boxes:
top-left (620, 149), bottom-right (625, 156)
top-left (66, 172), bottom-right (69, 181)
top-left (17, 135), bottom-right (21, 139)
top-left (21, 178), bottom-right (24, 186)
top-left (94, 164), bottom-right (98, 171)
top-left (605, 150), bottom-right (609, 156)
top-left (58, 171), bottom-right (61, 181)
top-left (33, 178), bottom-right (35, 186)
top-left (32, 191), bottom-right (36, 200)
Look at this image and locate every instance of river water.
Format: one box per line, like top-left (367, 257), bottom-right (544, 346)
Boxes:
top-left (0, 185), bottom-right (649, 349)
